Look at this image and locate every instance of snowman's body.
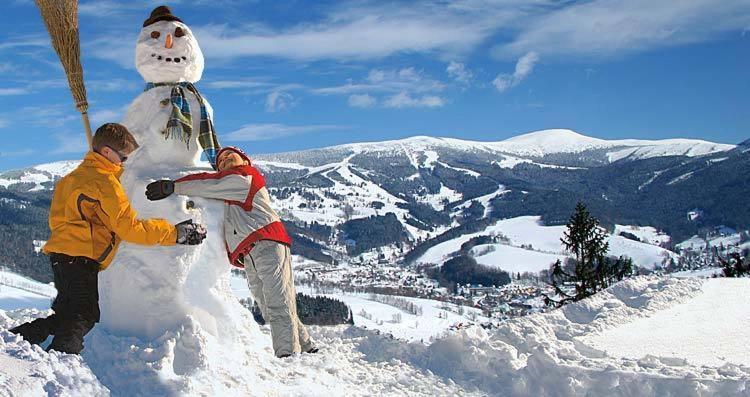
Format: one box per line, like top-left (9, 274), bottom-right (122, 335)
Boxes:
top-left (97, 14), bottom-right (235, 341)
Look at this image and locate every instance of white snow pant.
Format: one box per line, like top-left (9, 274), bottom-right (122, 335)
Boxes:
top-left (244, 240), bottom-right (314, 357)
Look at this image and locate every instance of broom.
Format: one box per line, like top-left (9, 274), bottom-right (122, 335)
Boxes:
top-left (34, 0), bottom-right (93, 150)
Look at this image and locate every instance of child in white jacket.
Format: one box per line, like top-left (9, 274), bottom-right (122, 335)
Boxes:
top-left (146, 146), bottom-right (316, 358)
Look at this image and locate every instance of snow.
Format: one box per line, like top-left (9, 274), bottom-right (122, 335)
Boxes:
top-left (0, 271), bottom-right (475, 396)
top-left (471, 244), bottom-right (567, 273)
top-left (580, 278), bottom-right (750, 367)
top-left (667, 171), bottom-right (694, 185)
top-left (298, 286), bottom-right (486, 343)
top-left (416, 184), bottom-right (462, 211)
top-left (32, 161), bottom-right (80, 178)
top-left (435, 161), bottom-right (480, 177)
top-left (419, 216), bottom-right (677, 271)
top-left (677, 233), bottom-right (744, 251)
top-left (2, 267), bottom-right (750, 396)
top-left (421, 150), bottom-right (439, 169)
top-left (280, 129), bottom-right (733, 167)
top-left (0, 270), bottom-right (55, 311)
top-left (0, 161), bottom-right (80, 190)
top-left (606, 235), bottom-right (676, 268)
top-left (670, 267), bottom-right (723, 278)
top-left (452, 185), bottom-right (509, 219)
top-left (614, 225), bottom-right (671, 246)
top-left (355, 276), bottom-right (750, 396)
top-left (252, 160), bottom-right (308, 170)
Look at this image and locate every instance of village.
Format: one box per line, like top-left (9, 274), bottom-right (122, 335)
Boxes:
top-left (289, 254), bottom-right (552, 323)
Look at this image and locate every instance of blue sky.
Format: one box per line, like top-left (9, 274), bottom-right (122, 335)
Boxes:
top-left (0, 0), bottom-right (748, 171)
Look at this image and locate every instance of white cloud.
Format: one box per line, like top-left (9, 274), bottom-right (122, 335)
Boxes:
top-left (315, 67), bottom-right (444, 95)
top-left (89, 107), bottom-right (128, 127)
top-left (87, 79), bottom-right (140, 92)
top-left (446, 61), bottom-right (473, 84)
top-left (493, 0), bottom-right (750, 59)
top-left (0, 35), bottom-right (49, 51)
top-left (265, 91), bottom-right (295, 112)
top-left (383, 92), bottom-right (444, 108)
top-left (0, 88), bottom-right (29, 96)
top-left (224, 123), bottom-right (347, 141)
top-left (190, 1), bottom-right (539, 62)
top-left (203, 80), bottom-right (273, 90)
top-left (348, 94), bottom-right (377, 108)
top-left (0, 149), bottom-right (35, 157)
top-left (493, 51), bottom-right (539, 92)
top-left (51, 132), bottom-right (89, 155)
top-left (0, 62), bottom-right (19, 74)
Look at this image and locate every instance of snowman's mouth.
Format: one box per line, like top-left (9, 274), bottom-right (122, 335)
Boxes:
top-left (151, 53), bottom-right (188, 64)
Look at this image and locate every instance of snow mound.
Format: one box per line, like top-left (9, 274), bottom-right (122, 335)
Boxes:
top-left (0, 307), bottom-right (474, 396)
top-left (356, 276), bottom-right (750, 396)
top-left (0, 310), bottom-right (109, 397)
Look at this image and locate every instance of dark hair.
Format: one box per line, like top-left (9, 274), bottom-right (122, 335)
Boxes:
top-left (92, 123), bottom-right (139, 152)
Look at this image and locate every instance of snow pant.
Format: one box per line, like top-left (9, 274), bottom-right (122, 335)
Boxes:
top-left (11, 254), bottom-right (100, 354)
top-left (242, 240), bottom-right (314, 357)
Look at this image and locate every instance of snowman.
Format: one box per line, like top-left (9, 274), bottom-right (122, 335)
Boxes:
top-left (96, 6), bottom-right (233, 343)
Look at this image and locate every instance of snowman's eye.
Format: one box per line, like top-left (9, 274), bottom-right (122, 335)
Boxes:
top-left (151, 31), bottom-right (160, 39)
top-left (175, 27), bottom-right (186, 38)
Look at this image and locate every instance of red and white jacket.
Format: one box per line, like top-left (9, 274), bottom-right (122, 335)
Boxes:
top-left (174, 150), bottom-right (290, 267)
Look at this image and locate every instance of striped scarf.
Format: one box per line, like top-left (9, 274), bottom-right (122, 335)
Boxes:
top-left (145, 82), bottom-right (221, 169)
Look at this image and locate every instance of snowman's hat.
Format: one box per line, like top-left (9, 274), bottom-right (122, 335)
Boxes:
top-left (143, 5), bottom-right (183, 27)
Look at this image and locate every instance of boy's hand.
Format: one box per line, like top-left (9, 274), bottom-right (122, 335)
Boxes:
top-left (146, 180), bottom-right (175, 200)
top-left (175, 219), bottom-right (207, 245)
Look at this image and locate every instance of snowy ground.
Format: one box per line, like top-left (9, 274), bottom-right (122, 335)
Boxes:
top-left (234, 275), bottom-right (484, 343)
top-left (580, 278), bottom-right (750, 367)
top-left (2, 271), bottom-right (749, 396)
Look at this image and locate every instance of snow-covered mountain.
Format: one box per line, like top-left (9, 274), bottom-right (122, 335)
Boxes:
top-left (1, 129), bottom-right (747, 275)
top-left (0, 129), bottom-right (735, 191)
top-left (0, 161), bottom-right (79, 191)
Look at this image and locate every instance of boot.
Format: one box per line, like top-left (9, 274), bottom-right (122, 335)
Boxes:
top-left (9, 318), bottom-right (55, 345)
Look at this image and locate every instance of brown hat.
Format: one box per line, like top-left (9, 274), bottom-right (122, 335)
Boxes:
top-left (143, 5), bottom-right (183, 27)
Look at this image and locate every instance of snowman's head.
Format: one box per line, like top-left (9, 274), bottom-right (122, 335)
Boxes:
top-left (135, 6), bottom-right (204, 83)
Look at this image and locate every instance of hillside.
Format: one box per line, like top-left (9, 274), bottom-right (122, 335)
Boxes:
top-left (0, 129), bottom-right (747, 283)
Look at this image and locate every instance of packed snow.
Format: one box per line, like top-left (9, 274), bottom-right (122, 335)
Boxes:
top-left (580, 278), bottom-right (750, 367)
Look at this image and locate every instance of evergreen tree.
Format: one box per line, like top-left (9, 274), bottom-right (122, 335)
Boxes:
top-left (719, 252), bottom-right (749, 277)
top-left (547, 202), bottom-right (633, 306)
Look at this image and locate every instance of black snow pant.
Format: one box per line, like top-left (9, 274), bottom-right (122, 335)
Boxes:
top-left (11, 253), bottom-right (100, 354)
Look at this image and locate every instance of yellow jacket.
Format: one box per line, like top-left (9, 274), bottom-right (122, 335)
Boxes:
top-left (43, 151), bottom-right (177, 269)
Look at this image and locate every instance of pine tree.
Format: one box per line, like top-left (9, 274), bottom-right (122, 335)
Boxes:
top-left (547, 202), bottom-right (632, 307)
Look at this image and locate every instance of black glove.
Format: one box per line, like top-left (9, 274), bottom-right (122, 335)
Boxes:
top-left (146, 180), bottom-right (175, 201)
top-left (175, 219), bottom-right (207, 245)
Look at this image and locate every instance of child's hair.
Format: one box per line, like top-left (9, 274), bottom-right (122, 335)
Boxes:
top-left (92, 123), bottom-right (140, 152)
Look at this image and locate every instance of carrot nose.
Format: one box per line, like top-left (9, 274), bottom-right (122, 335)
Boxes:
top-left (165, 34), bottom-right (173, 49)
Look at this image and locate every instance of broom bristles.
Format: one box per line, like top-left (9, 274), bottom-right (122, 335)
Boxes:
top-left (35, 0), bottom-right (92, 150)
top-left (34, 0), bottom-right (87, 113)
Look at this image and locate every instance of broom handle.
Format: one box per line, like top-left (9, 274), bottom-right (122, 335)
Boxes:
top-left (81, 111), bottom-right (93, 150)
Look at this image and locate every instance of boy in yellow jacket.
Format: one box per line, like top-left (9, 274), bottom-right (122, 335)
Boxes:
top-left (10, 123), bottom-right (207, 354)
